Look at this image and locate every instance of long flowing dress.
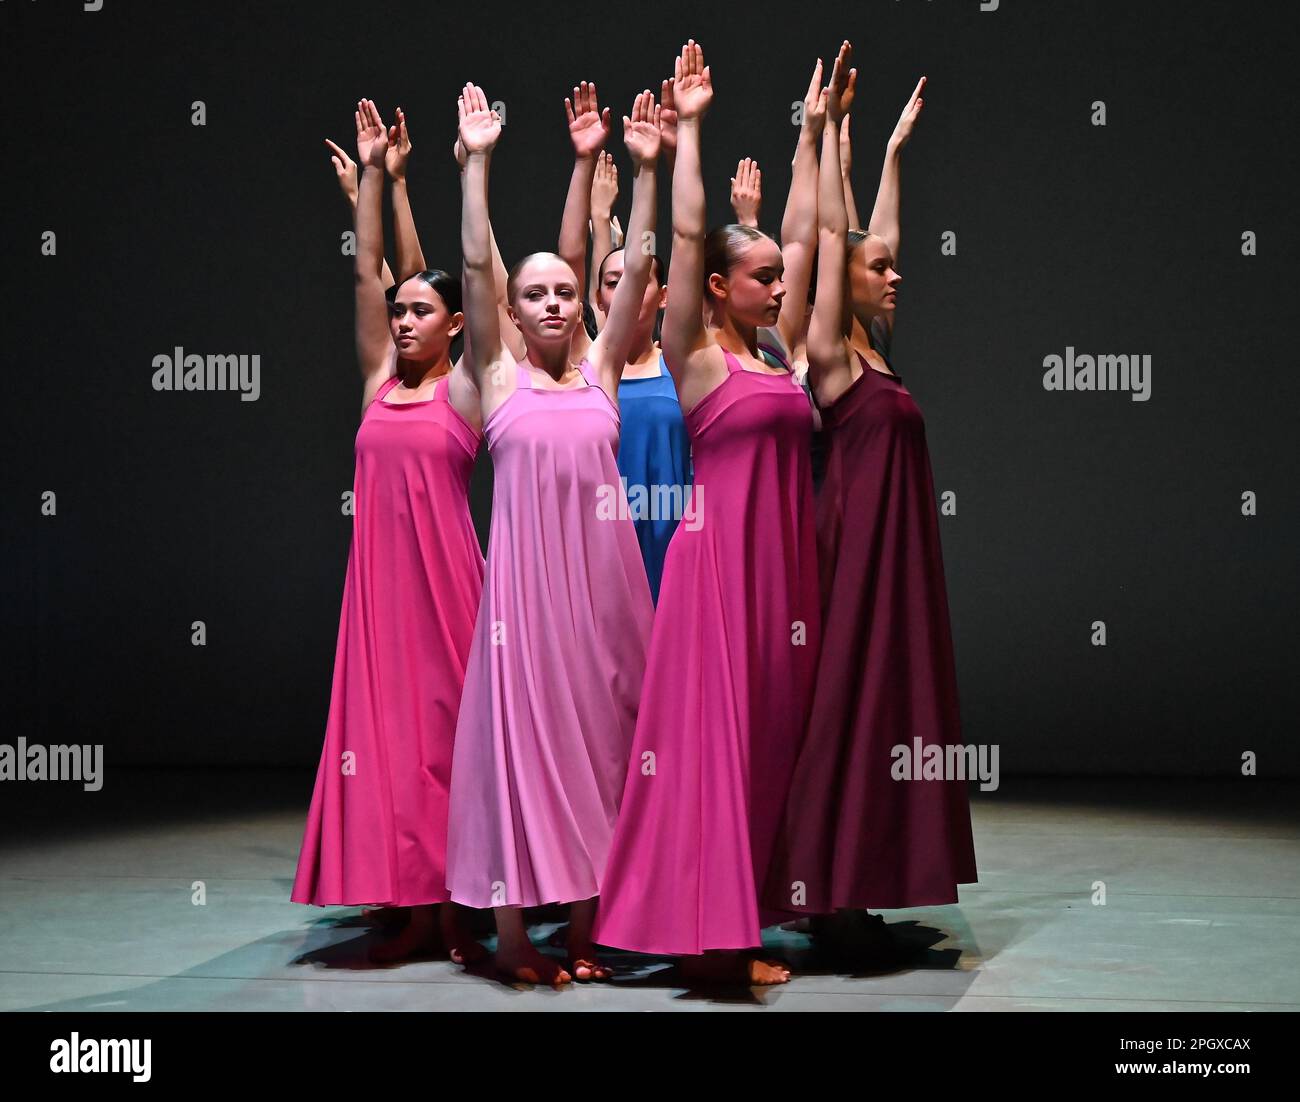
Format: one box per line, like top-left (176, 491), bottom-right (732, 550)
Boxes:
top-left (593, 349), bottom-right (821, 955)
top-left (764, 325), bottom-right (978, 913)
top-left (615, 354), bottom-right (693, 603)
top-left (445, 360), bottom-right (654, 910)
top-left (292, 373), bottom-right (484, 907)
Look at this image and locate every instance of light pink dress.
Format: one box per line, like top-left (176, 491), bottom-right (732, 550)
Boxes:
top-left (446, 360), bottom-right (653, 909)
top-left (293, 374), bottom-right (484, 907)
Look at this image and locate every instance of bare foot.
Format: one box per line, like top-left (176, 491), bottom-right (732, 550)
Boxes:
top-left (679, 952), bottom-right (791, 985)
top-left (565, 940), bottom-right (613, 982)
top-left (441, 905), bottom-right (488, 966)
top-left (494, 943), bottom-right (572, 987)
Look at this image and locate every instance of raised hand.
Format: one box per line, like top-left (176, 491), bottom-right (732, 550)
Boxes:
top-left (452, 136), bottom-right (467, 172)
top-left (801, 57), bottom-right (827, 136)
top-left (730, 158), bottom-right (761, 227)
top-left (385, 106), bottom-right (413, 180)
top-left (658, 78), bottom-right (679, 160)
top-left (355, 99), bottom-right (388, 170)
top-left (458, 83), bottom-right (502, 156)
top-left (565, 81), bottom-right (611, 158)
top-left (325, 138), bottom-right (359, 204)
top-left (826, 41), bottom-right (853, 125)
top-left (591, 151), bottom-right (618, 219)
top-left (829, 40), bottom-right (857, 123)
top-left (890, 76), bottom-right (927, 150)
top-left (622, 90), bottom-right (662, 167)
top-left (672, 39), bottom-right (713, 121)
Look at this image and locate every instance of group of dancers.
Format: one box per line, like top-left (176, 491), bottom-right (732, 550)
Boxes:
top-left (291, 39), bottom-right (977, 987)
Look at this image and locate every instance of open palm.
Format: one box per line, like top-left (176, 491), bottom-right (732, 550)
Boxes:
top-left (355, 99), bottom-right (387, 169)
top-left (566, 81), bottom-right (610, 157)
top-left (623, 91), bottom-right (662, 165)
top-left (672, 40), bottom-right (713, 120)
top-left (458, 84), bottom-right (501, 155)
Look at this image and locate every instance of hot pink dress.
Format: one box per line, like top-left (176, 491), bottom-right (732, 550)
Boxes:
top-left (445, 360), bottom-right (653, 909)
top-left (292, 373), bottom-right (484, 907)
top-left (593, 350), bottom-right (821, 955)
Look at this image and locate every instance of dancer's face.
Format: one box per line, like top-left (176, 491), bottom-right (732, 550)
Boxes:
top-left (596, 250), bottom-right (667, 327)
top-left (847, 235), bottom-right (901, 318)
top-left (390, 281), bottom-right (463, 361)
top-left (708, 236), bottom-right (785, 330)
top-left (508, 256), bottom-right (582, 346)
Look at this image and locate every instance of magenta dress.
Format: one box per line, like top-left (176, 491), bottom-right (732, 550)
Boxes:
top-left (593, 350), bottom-right (821, 955)
top-left (445, 360), bottom-right (653, 910)
top-left (765, 333), bottom-right (977, 913)
top-left (292, 374), bottom-right (484, 908)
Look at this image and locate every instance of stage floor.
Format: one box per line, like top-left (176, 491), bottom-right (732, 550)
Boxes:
top-left (2, 771), bottom-right (1297, 1011)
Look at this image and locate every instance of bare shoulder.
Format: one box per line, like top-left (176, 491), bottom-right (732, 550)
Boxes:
top-left (477, 346), bottom-right (520, 422)
top-left (448, 358), bottom-right (483, 433)
top-left (668, 337), bottom-right (731, 415)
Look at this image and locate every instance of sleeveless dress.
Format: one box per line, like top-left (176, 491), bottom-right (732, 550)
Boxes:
top-left (616, 354), bottom-right (692, 603)
top-left (593, 349), bottom-right (821, 955)
top-left (760, 337), bottom-right (829, 491)
top-left (445, 360), bottom-right (654, 909)
top-left (292, 373), bottom-right (484, 907)
top-left (765, 325), bottom-right (978, 913)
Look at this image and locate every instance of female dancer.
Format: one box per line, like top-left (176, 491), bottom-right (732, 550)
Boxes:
top-left (446, 83), bottom-right (659, 986)
top-left (592, 41), bottom-right (821, 985)
top-left (292, 100), bottom-right (486, 965)
top-left (765, 47), bottom-right (977, 960)
top-left (591, 245), bottom-right (686, 603)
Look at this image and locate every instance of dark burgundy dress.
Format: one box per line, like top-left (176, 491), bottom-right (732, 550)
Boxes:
top-left (765, 322), bottom-right (977, 912)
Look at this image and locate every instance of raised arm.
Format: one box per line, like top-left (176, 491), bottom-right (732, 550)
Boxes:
top-left (658, 78), bottom-right (678, 177)
top-left (586, 151), bottom-right (618, 330)
top-left (458, 83), bottom-right (512, 413)
top-left (385, 107), bottom-right (427, 281)
top-left (453, 136), bottom-right (525, 363)
top-left (587, 90), bottom-right (661, 399)
top-left (730, 157), bottom-right (761, 228)
top-left (353, 101), bottom-right (398, 410)
top-left (661, 41), bottom-right (715, 391)
top-left (868, 75), bottom-right (925, 266)
top-left (771, 56), bottom-right (830, 356)
top-left (807, 52), bottom-right (855, 405)
top-left (558, 81), bottom-right (610, 362)
top-left (839, 111), bottom-right (862, 230)
top-left (327, 137), bottom-right (395, 290)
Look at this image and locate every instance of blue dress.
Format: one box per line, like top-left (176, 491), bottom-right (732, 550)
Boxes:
top-left (616, 354), bottom-right (693, 603)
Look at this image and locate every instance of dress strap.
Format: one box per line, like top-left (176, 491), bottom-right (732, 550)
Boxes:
top-left (376, 374), bottom-right (402, 400)
top-left (434, 374), bottom-right (451, 401)
top-left (513, 361), bottom-right (533, 389)
top-left (720, 348), bottom-right (744, 374)
top-left (577, 358), bottom-right (600, 387)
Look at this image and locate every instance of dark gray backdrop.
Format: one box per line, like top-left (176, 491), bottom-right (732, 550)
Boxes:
top-left (4, 0), bottom-right (1297, 776)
